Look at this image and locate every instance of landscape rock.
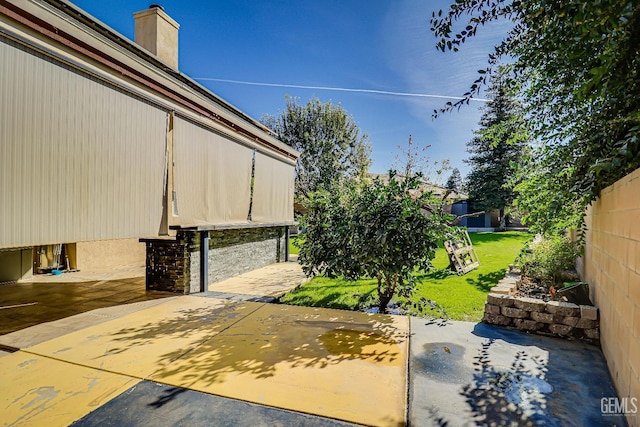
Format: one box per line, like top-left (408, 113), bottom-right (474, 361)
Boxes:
top-left (580, 305), bottom-right (599, 321)
top-left (514, 319), bottom-right (543, 331)
top-left (484, 303), bottom-right (501, 315)
top-left (584, 328), bottom-right (600, 340)
top-left (502, 307), bottom-right (528, 319)
top-left (483, 313), bottom-right (511, 326)
top-left (530, 311), bottom-right (554, 324)
top-left (577, 318), bottom-right (599, 329)
top-left (483, 274), bottom-right (600, 344)
top-left (514, 297), bottom-right (547, 313)
top-left (545, 301), bottom-right (580, 317)
top-left (560, 316), bottom-right (580, 327)
top-left (549, 324), bottom-right (574, 336)
top-left (487, 293), bottom-right (515, 307)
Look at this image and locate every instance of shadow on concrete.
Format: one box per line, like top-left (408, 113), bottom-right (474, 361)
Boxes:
top-left (409, 319), bottom-right (623, 426)
top-left (101, 302), bottom-right (406, 406)
top-left (72, 380), bottom-right (357, 427)
top-left (147, 386), bottom-right (188, 409)
top-left (0, 278), bottom-right (173, 335)
top-left (461, 337), bottom-right (551, 426)
top-left (422, 317), bottom-right (452, 328)
top-left (464, 323), bottom-right (621, 426)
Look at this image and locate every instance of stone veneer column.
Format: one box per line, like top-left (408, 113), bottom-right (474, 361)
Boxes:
top-left (142, 231), bottom-right (197, 293)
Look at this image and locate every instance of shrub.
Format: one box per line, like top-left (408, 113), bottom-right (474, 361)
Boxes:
top-left (296, 171), bottom-right (450, 313)
top-left (521, 236), bottom-right (580, 286)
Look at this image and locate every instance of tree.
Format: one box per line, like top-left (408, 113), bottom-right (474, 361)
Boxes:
top-left (296, 172), bottom-right (450, 313)
top-left (393, 134), bottom-right (451, 184)
top-left (445, 168), bottom-right (463, 192)
top-left (262, 96), bottom-right (372, 201)
top-left (464, 72), bottom-right (526, 229)
top-left (431, 1), bottom-right (640, 236)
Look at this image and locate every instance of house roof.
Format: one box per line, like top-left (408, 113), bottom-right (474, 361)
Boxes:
top-left (368, 173), bottom-right (468, 200)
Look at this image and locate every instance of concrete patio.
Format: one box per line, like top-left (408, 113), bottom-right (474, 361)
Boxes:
top-left (0, 262), bottom-right (626, 426)
top-left (410, 318), bottom-right (621, 426)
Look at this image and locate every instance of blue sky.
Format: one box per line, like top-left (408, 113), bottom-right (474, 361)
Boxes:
top-left (70, 0), bottom-right (508, 182)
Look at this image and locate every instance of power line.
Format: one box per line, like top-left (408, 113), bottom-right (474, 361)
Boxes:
top-left (193, 77), bottom-right (489, 102)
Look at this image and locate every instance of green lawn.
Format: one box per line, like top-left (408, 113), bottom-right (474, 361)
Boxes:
top-left (281, 231), bottom-right (530, 321)
top-left (289, 235), bottom-right (299, 255)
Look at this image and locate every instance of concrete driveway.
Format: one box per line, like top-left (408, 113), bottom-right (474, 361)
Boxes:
top-left (409, 318), bottom-right (623, 426)
top-left (0, 263), bottom-right (625, 426)
top-left (1, 296), bottom-right (408, 426)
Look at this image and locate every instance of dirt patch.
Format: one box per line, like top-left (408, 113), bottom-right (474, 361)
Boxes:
top-left (514, 276), bottom-right (553, 302)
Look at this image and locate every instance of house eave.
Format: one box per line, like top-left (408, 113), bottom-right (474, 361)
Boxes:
top-left (0, 0), bottom-right (298, 160)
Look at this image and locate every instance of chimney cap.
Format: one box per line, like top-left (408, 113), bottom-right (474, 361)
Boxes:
top-left (149, 4), bottom-right (165, 11)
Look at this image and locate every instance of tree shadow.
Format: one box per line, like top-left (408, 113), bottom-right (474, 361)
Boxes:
top-left (99, 300), bottom-right (407, 413)
top-left (422, 268), bottom-right (457, 280)
top-left (147, 386), bottom-right (188, 409)
top-left (465, 270), bottom-right (508, 292)
top-left (468, 323), bottom-right (621, 426)
top-left (413, 322), bottom-right (620, 426)
top-left (422, 317), bottom-right (452, 328)
top-left (460, 339), bottom-right (552, 426)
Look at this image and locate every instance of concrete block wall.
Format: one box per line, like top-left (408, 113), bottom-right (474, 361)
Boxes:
top-left (581, 167), bottom-right (640, 425)
top-left (483, 293), bottom-right (600, 343)
top-left (75, 238), bottom-right (146, 271)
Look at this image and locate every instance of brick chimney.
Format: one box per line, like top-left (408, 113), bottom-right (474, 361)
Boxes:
top-left (133, 4), bottom-right (179, 69)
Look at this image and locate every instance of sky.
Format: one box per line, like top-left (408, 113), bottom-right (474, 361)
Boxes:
top-left (69, 0), bottom-right (509, 183)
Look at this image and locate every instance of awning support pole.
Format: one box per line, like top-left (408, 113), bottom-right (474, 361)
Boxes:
top-left (200, 231), bottom-right (209, 292)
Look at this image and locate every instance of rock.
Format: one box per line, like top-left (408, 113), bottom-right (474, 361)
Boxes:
top-left (484, 303), bottom-right (501, 315)
top-left (545, 301), bottom-right (580, 317)
top-left (530, 311), bottom-right (554, 324)
top-left (487, 293), bottom-right (515, 307)
top-left (514, 297), bottom-right (547, 312)
top-left (502, 306), bottom-right (528, 319)
top-left (483, 313), bottom-right (512, 326)
top-left (514, 319), bottom-right (543, 331)
top-left (560, 316), bottom-right (580, 327)
top-left (576, 318), bottom-right (599, 329)
top-left (580, 305), bottom-right (598, 321)
top-left (584, 328), bottom-right (600, 340)
top-left (549, 324), bottom-right (573, 336)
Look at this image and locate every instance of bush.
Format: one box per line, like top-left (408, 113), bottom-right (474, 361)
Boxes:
top-left (521, 236), bottom-right (580, 286)
top-left (296, 171), bottom-right (451, 313)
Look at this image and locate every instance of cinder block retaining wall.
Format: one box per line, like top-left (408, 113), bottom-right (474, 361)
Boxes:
top-left (579, 167), bottom-right (640, 424)
top-left (143, 226), bottom-right (286, 294)
top-left (483, 293), bottom-right (600, 343)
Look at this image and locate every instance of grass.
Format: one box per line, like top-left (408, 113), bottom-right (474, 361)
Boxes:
top-left (289, 235), bottom-right (299, 255)
top-left (281, 231), bottom-right (531, 322)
